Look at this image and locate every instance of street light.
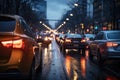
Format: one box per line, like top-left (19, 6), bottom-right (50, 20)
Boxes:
top-left (40, 21), bottom-right (42, 24)
top-left (66, 18), bottom-right (69, 21)
top-left (63, 21), bottom-right (66, 24)
top-left (70, 13), bottom-right (73, 16)
top-left (74, 3), bottom-right (78, 7)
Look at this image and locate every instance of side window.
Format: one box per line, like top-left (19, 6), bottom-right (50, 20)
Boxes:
top-left (95, 32), bottom-right (104, 40)
top-left (20, 18), bottom-right (34, 38)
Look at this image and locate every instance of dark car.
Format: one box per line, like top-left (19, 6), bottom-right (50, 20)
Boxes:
top-left (89, 30), bottom-right (120, 64)
top-left (61, 33), bottom-right (87, 54)
top-left (0, 14), bottom-right (41, 79)
top-left (84, 34), bottom-right (96, 49)
top-left (36, 33), bottom-right (52, 46)
top-left (57, 33), bottom-right (65, 46)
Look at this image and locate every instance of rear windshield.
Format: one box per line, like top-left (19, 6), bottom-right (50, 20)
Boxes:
top-left (107, 32), bottom-right (120, 39)
top-left (0, 16), bottom-right (16, 32)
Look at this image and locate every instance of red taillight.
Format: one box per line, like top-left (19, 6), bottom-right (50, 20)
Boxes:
top-left (106, 42), bottom-right (118, 47)
top-left (86, 38), bottom-right (89, 41)
top-left (1, 39), bottom-right (24, 48)
top-left (65, 39), bottom-right (71, 42)
top-left (81, 39), bottom-right (86, 43)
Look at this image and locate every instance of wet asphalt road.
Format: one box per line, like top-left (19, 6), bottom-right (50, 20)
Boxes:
top-left (36, 38), bottom-right (120, 80)
top-left (0, 40), bottom-right (120, 80)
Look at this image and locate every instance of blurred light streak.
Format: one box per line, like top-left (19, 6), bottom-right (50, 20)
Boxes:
top-left (65, 55), bottom-right (71, 76)
top-left (80, 57), bottom-right (86, 78)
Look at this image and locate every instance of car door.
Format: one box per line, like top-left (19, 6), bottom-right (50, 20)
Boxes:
top-left (90, 32), bottom-right (105, 55)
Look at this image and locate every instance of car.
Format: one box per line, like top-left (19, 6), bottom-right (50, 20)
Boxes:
top-left (36, 33), bottom-right (52, 46)
top-left (89, 30), bottom-right (120, 64)
top-left (57, 33), bottom-right (65, 46)
top-left (61, 33), bottom-right (87, 54)
top-left (0, 14), bottom-right (41, 79)
top-left (84, 34), bottom-right (96, 49)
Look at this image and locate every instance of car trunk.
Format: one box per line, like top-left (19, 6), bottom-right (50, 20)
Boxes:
top-left (114, 41), bottom-right (120, 51)
top-left (0, 15), bottom-right (16, 64)
top-left (108, 40), bottom-right (120, 51)
top-left (0, 32), bottom-right (14, 64)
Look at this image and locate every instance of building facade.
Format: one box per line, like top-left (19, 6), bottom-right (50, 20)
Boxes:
top-left (115, 0), bottom-right (120, 29)
top-left (0, 0), bottom-right (16, 14)
top-left (31, 0), bottom-right (47, 20)
top-left (93, 0), bottom-right (120, 30)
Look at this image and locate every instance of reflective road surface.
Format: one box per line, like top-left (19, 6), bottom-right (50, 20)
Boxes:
top-left (36, 38), bottom-right (120, 80)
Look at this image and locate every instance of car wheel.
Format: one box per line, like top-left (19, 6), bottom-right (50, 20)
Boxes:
top-left (62, 46), bottom-right (66, 53)
top-left (29, 58), bottom-right (36, 80)
top-left (95, 50), bottom-right (102, 65)
top-left (60, 46), bottom-right (62, 50)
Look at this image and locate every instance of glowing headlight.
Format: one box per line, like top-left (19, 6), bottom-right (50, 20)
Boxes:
top-left (44, 37), bottom-right (48, 41)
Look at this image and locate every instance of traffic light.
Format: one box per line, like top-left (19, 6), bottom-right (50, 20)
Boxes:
top-left (102, 26), bottom-right (107, 30)
top-left (86, 29), bottom-right (89, 32)
top-left (81, 23), bottom-right (84, 29)
top-left (94, 26), bottom-right (98, 30)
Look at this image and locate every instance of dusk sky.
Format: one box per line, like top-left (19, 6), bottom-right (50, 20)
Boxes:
top-left (46, 0), bottom-right (70, 28)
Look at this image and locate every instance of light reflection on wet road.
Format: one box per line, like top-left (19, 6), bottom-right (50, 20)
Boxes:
top-left (37, 39), bottom-right (120, 80)
top-left (39, 39), bottom-right (67, 80)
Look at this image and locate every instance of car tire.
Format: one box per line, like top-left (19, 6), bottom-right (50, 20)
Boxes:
top-left (62, 46), bottom-right (66, 53)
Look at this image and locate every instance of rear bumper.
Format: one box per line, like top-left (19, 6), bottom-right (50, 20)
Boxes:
top-left (102, 50), bottom-right (120, 59)
top-left (107, 51), bottom-right (120, 59)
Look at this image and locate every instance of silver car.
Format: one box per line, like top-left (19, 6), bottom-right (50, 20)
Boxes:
top-left (89, 30), bottom-right (120, 64)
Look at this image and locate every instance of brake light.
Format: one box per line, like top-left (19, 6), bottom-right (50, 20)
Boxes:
top-left (2, 39), bottom-right (24, 48)
top-left (86, 38), bottom-right (89, 41)
top-left (65, 39), bottom-right (71, 42)
top-left (81, 39), bottom-right (86, 43)
top-left (44, 37), bottom-right (49, 41)
top-left (106, 42), bottom-right (118, 47)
